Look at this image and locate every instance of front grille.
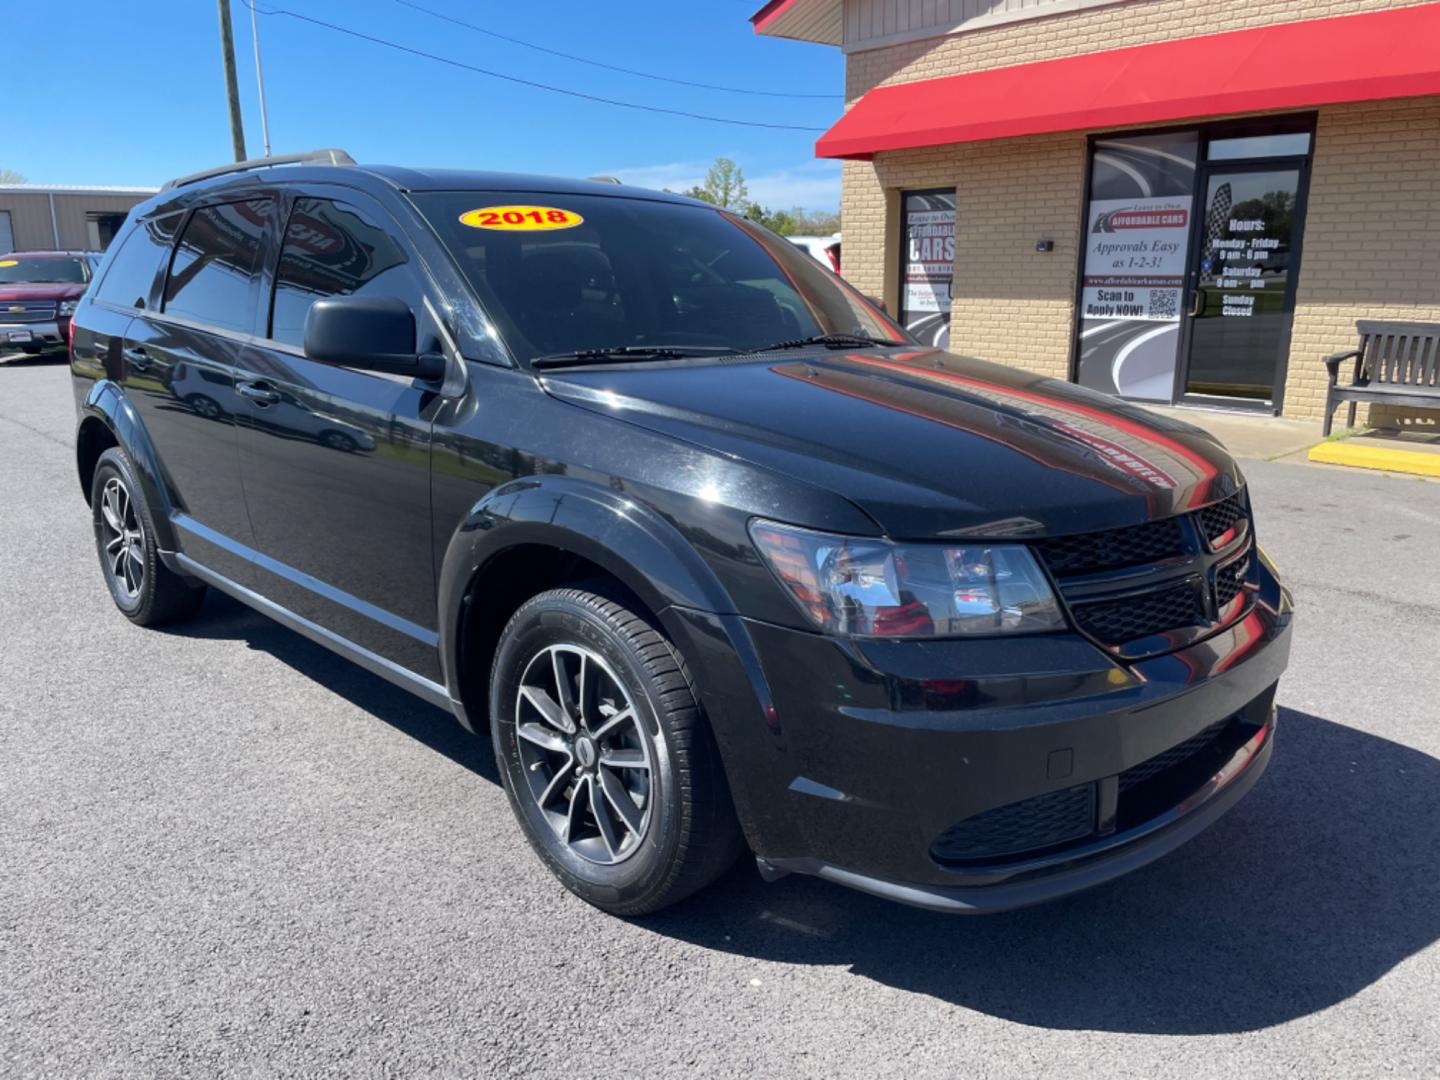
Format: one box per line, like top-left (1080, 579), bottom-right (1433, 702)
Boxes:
top-left (1, 301), bottom-right (56, 323)
top-left (931, 783), bottom-right (1095, 863)
top-left (1119, 718), bottom-right (1228, 793)
top-left (1071, 581), bottom-right (1203, 644)
top-left (1215, 554), bottom-right (1248, 609)
top-left (1197, 493), bottom-right (1245, 546)
top-left (1032, 516), bottom-right (1184, 577)
top-left (1034, 492), bottom-right (1254, 654)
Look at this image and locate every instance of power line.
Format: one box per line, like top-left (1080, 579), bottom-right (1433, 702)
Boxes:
top-left (392, 0), bottom-right (841, 100)
top-left (244, 2), bottom-right (828, 133)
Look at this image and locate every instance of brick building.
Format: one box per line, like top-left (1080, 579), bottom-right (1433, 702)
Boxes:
top-left (752, 0), bottom-right (1440, 425)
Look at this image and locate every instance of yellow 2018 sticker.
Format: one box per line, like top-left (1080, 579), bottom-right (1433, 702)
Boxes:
top-left (459, 205), bottom-right (583, 231)
top-left (0, 260), bottom-right (17, 267)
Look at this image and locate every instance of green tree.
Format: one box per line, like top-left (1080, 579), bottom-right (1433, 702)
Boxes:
top-left (701, 157), bottom-right (748, 210)
top-left (0, 168), bottom-right (26, 185)
top-left (744, 203), bottom-right (800, 236)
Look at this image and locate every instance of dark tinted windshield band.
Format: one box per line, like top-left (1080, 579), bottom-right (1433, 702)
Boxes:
top-left (411, 191), bottom-right (906, 366)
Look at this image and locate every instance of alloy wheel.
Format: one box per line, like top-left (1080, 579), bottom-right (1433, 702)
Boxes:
top-left (513, 643), bottom-right (655, 865)
top-left (100, 476), bottom-right (145, 600)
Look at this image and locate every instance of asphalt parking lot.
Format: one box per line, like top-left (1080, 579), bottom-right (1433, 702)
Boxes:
top-left (2, 353), bottom-right (1437, 1078)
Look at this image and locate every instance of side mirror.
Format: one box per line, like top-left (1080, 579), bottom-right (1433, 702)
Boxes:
top-left (303, 296), bottom-right (446, 381)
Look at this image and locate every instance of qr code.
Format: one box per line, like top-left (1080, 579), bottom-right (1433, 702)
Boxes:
top-left (1149, 289), bottom-right (1178, 319)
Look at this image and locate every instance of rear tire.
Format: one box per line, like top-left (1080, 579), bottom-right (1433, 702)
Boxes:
top-left (90, 447), bottom-right (206, 626)
top-left (491, 588), bottom-right (744, 915)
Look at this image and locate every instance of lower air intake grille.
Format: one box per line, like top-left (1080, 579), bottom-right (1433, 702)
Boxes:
top-left (931, 783), bottom-right (1095, 863)
top-left (1119, 719), bottom-right (1229, 793)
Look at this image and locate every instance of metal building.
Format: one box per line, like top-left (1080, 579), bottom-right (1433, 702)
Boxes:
top-left (0, 185), bottom-right (157, 254)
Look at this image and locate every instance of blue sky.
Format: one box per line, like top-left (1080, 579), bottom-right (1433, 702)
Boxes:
top-left (8, 0), bottom-right (843, 210)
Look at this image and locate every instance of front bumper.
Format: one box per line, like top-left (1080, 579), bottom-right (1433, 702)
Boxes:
top-left (673, 557), bottom-right (1293, 912)
top-left (0, 319), bottom-right (65, 349)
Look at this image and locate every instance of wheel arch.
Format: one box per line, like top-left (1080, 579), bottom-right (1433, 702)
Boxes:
top-left (76, 380), bottom-right (180, 552)
top-left (437, 476), bottom-right (739, 732)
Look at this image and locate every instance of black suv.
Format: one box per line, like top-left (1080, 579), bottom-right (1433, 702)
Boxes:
top-left (70, 150), bottom-right (1293, 915)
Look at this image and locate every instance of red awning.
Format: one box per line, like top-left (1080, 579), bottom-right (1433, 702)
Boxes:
top-left (817, 3), bottom-right (1440, 159)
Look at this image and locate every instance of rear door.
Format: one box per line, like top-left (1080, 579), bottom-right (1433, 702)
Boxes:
top-left (121, 197), bottom-right (275, 585)
top-left (235, 189), bottom-right (441, 679)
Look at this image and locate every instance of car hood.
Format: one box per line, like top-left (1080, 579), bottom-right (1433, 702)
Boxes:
top-left (0, 283), bottom-right (84, 302)
top-left (539, 348), bottom-right (1243, 539)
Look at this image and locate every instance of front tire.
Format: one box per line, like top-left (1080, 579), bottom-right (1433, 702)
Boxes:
top-left (491, 588), bottom-right (743, 915)
top-left (90, 447), bottom-right (206, 626)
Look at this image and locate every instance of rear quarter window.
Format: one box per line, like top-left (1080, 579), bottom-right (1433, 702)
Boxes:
top-left (92, 213), bottom-right (183, 310)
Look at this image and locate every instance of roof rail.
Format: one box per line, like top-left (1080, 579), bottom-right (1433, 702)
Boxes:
top-left (161, 149), bottom-right (357, 192)
top-left (587, 175), bottom-right (623, 184)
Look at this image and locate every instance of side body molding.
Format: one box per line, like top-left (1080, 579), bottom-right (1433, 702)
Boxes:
top-left (78, 380), bottom-right (182, 554)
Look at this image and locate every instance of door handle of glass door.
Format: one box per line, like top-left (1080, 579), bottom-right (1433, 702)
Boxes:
top-left (236, 381), bottom-right (280, 405)
top-left (1188, 290), bottom-right (1205, 317)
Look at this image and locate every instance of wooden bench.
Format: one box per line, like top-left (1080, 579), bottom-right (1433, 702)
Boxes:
top-left (1323, 320), bottom-right (1440, 436)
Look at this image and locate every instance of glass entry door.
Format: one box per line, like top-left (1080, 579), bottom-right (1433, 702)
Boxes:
top-left (1180, 164), bottom-right (1307, 404)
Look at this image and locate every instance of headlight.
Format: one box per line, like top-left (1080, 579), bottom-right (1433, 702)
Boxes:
top-left (749, 519), bottom-right (1066, 638)
top-left (58, 299), bottom-right (78, 317)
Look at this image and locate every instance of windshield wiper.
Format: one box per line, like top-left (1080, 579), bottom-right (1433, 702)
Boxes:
top-left (531, 345), bottom-right (735, 369)
top-left (737, 332), bottom-right (898, 356)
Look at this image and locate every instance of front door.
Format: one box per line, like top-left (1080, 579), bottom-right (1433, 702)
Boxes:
top-left (1179, 162), bottom-right (1308, 406)
top-left (236, 191), bottom-right (442, 680)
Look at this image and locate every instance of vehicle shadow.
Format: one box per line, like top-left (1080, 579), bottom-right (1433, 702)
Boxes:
top-left (167, 590), bottom-right (499, 784)
top-left (0, 350), bottom-right (67, 367)
top-left (164, 595), bottom-right (1438, 1034)
top-left (643, 705), bottom-right (1440, 1034)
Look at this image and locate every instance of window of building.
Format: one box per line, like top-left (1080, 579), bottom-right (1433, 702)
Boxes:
top-left (269, 197), bottom-right (423, 349)
top-left (86, 212), bottom-right (130, 251)
top-left (1207, 132), bottom-right (1312, 161)
top-left (162, 199), bottom-right (272, 333)
top-left (91, 212), bottom-right (183, 311)
top-left (897, 189), bottom-right (956, 349)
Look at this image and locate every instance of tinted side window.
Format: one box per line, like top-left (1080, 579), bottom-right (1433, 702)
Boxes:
top-left (269, 197), bottom-right (423, 348)
top-left (163, 199), bottom-right (271, 333)
top-left (92, 213), bottom-right (182, 310)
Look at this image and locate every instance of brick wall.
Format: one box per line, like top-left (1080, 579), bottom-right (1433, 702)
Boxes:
top-left (1286, 97), bottom-right (1440, 424)
top-left (844, 0), bottom-right (1427, 102)
top-left (839, 0), bottom-right (1440, 423)
top-left (844, 135), bottom-right (1086, 379)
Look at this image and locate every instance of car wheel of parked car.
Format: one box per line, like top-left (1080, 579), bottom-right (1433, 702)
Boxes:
top-left (91, 447), bottom-right (206, 626)
top-left (184, 393), bottom-right (223, 420)
top-left (320, 430), bottom-right (357, 453)
top-left (491, 588), bottom-right (744, 915)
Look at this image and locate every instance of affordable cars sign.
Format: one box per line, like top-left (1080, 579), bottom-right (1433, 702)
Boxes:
top-left (1081, 196), bottom-right (1191, 322)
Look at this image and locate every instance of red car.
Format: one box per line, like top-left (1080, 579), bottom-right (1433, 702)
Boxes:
top-left (0, 251), bottom-right (102, 355)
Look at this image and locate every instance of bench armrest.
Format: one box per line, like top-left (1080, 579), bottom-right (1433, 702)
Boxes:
top-left (1323, 348), bottom-right (1362, 385)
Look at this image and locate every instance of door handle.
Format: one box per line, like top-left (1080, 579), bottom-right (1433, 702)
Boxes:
top-left (123, 346), bottom-right (151, 370)
top-left (236, 380), bottom-right (280, 406)
top-left (1188, 289), bottom-right (1205, 318)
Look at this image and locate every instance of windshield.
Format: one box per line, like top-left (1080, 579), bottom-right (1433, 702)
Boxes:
top-left (0, 256), bottom-right (89, 285)
top-left (412, 191), bottom-right (906, 364)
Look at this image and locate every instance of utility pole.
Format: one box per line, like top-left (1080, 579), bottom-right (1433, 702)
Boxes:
top-left (247, 0), bottom-right (273, 156)
top-left (217, 0), bottom-right (248, 161)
